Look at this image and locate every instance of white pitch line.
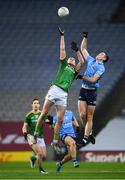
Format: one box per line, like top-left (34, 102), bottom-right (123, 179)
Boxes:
top-left (0, 170), bottom-right (125, 173)
top-left (1, 179), bottom-right (125, 180)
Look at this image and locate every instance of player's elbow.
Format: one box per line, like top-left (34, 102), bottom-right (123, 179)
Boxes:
top-left (81, 48), bottom-right (86, 57)
top-left (80, 44), bottom-right (85, 52)
top-left (81, 48), bottom-right (85, 56)
top-left (79, 61), bottom-right (84, 66)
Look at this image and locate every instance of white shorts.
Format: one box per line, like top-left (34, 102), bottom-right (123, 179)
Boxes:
top-left (27, 134), bottom-right (46, 147)
top-left (37, 137), bottom-right (46, 147)
top-left (46, 85), bottom-right (68, 107)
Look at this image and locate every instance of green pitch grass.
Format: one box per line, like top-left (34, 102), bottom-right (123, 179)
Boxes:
top-left (0, 161), bottom-right (125, 179)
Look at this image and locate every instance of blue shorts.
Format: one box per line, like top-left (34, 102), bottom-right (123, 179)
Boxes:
top-left (61, 134), bottom-right (76, 144)
top-left (78, 88), bottom-right (97, 106)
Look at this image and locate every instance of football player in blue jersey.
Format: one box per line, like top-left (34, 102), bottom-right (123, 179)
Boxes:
top-left (46, 110), bottom-right (80, 172)
top-left (77, 32), bottom-right (109, 145)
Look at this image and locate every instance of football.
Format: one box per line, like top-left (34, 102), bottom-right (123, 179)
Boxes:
top-left (58, 7), bottom-right (69, 17)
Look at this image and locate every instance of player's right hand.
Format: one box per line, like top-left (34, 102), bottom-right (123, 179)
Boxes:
top-left (76, 74), bottom-right (83, 80)
top-left (75, 127), bottom-right (80, 134)
top-left (58, 26), bottom-right (64, 36)
top-left (34, 132), bottom-right (38, 140)
top-left (27, 134), bottom-right (37, 145)
top-left (45, 115), bottom-right (53, 125)
top-left (23, 132), bottom-right (28, 140)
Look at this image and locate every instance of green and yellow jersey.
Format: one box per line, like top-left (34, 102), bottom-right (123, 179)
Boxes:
top-left (52, 58), bottom-right (77, 92)
top-left (25, 110), bottom-right (43, 138)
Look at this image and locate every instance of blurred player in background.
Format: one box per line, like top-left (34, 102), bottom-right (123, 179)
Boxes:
top-left (22, 98), bottom-right (48, 174)
top-left (76, 32), bottom-right (109, 145)
top-left (34, 27), bottom-right (84, 151)
top-left (46, 110), bottom-right (80, 172)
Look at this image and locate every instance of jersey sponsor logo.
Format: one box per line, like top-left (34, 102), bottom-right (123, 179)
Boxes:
top-left (65, 66), bottom-right (75, 74)
top-left (31, 115), bottom-right (39, 120)
top-left (31, 119), bottom-right (38, 122)
top-left (35, 115), bottom-right (39, 118)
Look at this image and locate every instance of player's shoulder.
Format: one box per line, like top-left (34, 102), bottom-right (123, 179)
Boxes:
top-left (26, 110), bottom-right (41, 117)
top-left (87, 55), bottom-right (95, 61)
top-left (25, 110), bottom-right (34, 117)
top-left (60, 57), bottom-right (67, 64)
top-left (99, 62), bottom-right (105, 70)
top-left (37, 110), bottom-right (42, 115)
top-left (96, 63), bottom-right (105, 75)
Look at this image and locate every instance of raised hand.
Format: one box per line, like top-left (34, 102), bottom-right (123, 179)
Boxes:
top-left (58, 26), bottom-right (64, 36)
top-left (83, 32), bottom-right (88, 38)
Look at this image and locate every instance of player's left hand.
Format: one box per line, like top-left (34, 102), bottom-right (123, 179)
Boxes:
top-left (83, 32), bottom-right (88, 38)
top-left (75, 127), bottom-right (80, 135)
top-left (45, 115), bottom-right (53, 125)
top-left (34, 131), bottom-right (38, 140)
top-left (23, 132), bottom-right (28, 140)
top-left (76, 74), bottom-right (83, 80)
top-left (71, 41), bottom-right (79, 52)
top-left (58, 26), bottom-right (64, 36)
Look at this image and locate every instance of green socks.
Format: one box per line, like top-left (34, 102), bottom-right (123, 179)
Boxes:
top-left (53, 132), bottom-right (58, 142)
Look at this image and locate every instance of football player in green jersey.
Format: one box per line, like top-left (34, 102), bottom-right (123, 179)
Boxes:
top-left (34, 27), bottom-right (84, 152)
top-left (22, 98), bottom-right (48, 174)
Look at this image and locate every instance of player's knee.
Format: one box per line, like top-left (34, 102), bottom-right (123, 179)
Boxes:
top-left (42, 153), bottom-right (47, 160)
top-left (57, 117), bottom-right (63, 124)
top-left (37, 151), bottom-right (43, 158)
top-left (87, 113), bottom-right (94, 123)
top-left (87, 114), bottom-right (94, 120)
top-left (69, 141), bottom-right (76, 148)
top-left (67, 154), bottom-right (72, 160)
top-left (80, 112), bottom-right (86, 121)
top-left (42, 156), bottom-right (46, 161)
top-left (73, 142), bottom-right (76, 148)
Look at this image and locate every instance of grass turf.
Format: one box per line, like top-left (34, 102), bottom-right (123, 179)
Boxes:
top-left (0, 161), bottom-right (125, 179)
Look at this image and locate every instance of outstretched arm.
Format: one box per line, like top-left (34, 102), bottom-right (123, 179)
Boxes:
top-left (82, 74), bottom-right (100, 83)
top-left (75, 50), bottom-right (84, 72)
top-left (76, 73), bottom-right (100, 83)
top-left (34, 113), bottom-right (46, 138)
top-left (58, 26), bottom-right (66, 60)
top-left (71, 41), bottom-right (84, 72)
top-left (81, 32), bottom-right (90, 59)
top-left (81, 32), bottom-right (88, 50)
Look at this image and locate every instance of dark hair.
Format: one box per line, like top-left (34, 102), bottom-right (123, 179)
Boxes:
top-left (103, 52), bottom-right (109, 63)
top-left (32, 98), bottom-right (40, 104)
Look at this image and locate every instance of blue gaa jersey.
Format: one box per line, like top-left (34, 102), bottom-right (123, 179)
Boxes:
top-left (53, 110), bottom-right (76, 139)
top-left (82, 55), bottom-right (105, 89)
